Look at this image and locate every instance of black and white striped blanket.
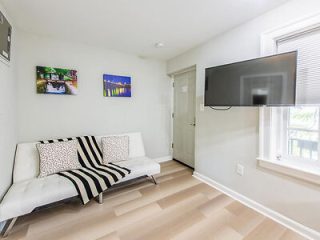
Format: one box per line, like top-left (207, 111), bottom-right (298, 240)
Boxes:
top-left (40, 136), bottom-right (131, 204)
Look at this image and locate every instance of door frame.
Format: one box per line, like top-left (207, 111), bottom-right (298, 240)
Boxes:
top-left (169, 65), bottom-right (197, 168)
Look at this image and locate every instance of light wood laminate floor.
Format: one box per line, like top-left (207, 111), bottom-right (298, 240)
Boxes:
top-left (3, 161), bottom-right (306, 240)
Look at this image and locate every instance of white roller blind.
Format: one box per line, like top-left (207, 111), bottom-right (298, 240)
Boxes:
top-left (277, 28), bottom-right (320, 104)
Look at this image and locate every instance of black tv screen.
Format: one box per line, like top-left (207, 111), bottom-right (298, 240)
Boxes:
top-left (205, 52), bottom-right (297, 107)
top-left (0, 10), bottom-right (12, 61)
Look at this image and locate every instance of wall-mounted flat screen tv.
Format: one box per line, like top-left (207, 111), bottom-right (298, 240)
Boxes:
top-left (205, 51), bottom-right (297, 107)
top-left (0, 10), bottom-right (12, 61)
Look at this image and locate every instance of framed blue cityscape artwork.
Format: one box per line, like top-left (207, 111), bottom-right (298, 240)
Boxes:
top-left (103, 74), bottom-right (131, 97)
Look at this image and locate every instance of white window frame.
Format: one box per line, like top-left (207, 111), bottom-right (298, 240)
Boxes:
top-left (281, 107), bottom-right (320, 164)
top-left (258, 13), bottom-right (320, 184)
top-left (260, 13), bottom-right (320, 57)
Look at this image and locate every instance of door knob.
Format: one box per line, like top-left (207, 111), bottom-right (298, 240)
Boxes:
top-left (189, 123), bottom-right (196, 126)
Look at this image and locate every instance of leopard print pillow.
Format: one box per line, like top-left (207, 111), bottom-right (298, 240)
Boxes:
top-left (102, 136), bottom-right (129, 164)
top-left (37, 140), bottom-right (82, 177)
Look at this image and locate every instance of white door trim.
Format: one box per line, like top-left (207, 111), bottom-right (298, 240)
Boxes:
top-left (171, 67), bottom-right (196, 167)
top-left (168, 65), bottom-right (196, 77)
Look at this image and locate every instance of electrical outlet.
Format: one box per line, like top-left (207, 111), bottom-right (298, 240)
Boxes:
top-left (236, 163), bottom-right (244, 176)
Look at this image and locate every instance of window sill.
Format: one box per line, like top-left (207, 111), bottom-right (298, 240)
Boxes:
top-left (257, 158), bottom-right (320, 185)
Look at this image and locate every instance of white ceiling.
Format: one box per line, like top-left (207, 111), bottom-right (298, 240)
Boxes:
top-left (1, 0), bottom-right (289, 60)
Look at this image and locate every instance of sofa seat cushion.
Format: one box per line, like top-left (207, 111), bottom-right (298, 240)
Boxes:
top-left (0, 175), bottom-right (77, 222)
top-left (0, 157), bottom-right (160, 221)
top-left (116, 157), bottom-right (160, 182)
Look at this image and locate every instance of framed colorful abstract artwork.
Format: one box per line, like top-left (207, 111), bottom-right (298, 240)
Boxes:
top-left (36, 66), bottom-right (78, 95)
top-left (103, 74), bottom-right (131, 97)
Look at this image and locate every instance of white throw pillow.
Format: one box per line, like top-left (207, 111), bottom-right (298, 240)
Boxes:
top-left (37, 140), bottom-right (81, 177)
top-left (102, 136), bottom-right (129, 164)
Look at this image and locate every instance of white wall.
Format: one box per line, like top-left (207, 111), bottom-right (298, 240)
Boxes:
top-left (16, 31), bottom-right (172, 159)
top-left (167, 0), bottom-right (320, 232)
top-left (0, 3), bottom-right (17, 201)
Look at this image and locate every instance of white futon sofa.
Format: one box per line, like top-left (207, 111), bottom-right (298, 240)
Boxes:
top-left (0, 132), bottom-right (160, 237)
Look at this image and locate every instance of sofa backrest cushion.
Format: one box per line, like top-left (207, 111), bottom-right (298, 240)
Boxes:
top-left (13, 132), bottom-right (145, 183)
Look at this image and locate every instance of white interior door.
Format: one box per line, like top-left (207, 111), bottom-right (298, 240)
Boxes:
top-left (173, 70), bottom-right (196, 168)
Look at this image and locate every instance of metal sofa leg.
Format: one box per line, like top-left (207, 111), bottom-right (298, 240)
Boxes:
top-left (1, 217), bottom-right (18, 238)
top-left (96, 193), bottom-right (103, 204)
top-left (151, 175), bottom-right (158, 185)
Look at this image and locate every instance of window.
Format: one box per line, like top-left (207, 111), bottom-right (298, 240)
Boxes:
top-left (277, 27), bottom-right (320, 105)
top-left (259, 15), bottom-right (320, 183)
top-left (263, 106), bottom-right (320, 166)
top-left (283, 106), bottom-right (320, 162)
top-left (275, 26), bottom-right (320, 165)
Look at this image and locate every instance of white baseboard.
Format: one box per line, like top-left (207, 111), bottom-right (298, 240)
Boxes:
top-left (193, 171), bottom-right (320, 240)
top-left (153, 155), bottom-right (172, 163)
